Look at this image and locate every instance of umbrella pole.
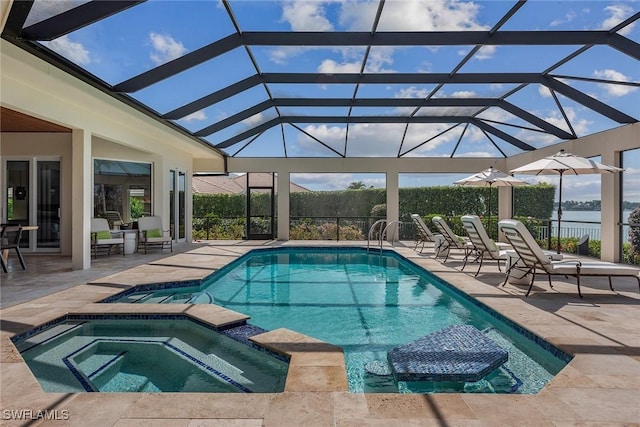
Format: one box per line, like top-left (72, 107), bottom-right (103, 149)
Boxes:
top-left (556, 172), bottom-right (563, 254)
top-left (488, 184), bottom-right (492, 237)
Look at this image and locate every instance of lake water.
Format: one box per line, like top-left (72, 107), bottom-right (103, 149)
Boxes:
top-left (548, 210), bottom-right (634, 242)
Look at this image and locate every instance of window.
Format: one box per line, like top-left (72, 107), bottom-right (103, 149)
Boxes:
top-left (94, 159), bottom-right (152, 225)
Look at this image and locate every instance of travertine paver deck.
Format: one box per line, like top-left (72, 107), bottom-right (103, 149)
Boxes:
top-left (1, 240), bottom-right (639, 426)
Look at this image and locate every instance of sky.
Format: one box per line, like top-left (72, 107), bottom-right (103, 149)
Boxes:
top-left (26, 0), bottom-right (640, 200)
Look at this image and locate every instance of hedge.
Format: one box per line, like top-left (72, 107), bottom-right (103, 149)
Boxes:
top-left (193, 183), bottom-right (555, 221)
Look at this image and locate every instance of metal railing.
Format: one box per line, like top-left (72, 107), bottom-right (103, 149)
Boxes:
top-left (193, 215), bottom-right (638, 247)
top-left (289, 216), bottom-right (386, 241)
top-left (525, 218), bottom-right (639, 251)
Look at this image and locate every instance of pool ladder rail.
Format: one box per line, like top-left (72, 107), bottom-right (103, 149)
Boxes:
top-left (367, 219), bottom-right (401, 252)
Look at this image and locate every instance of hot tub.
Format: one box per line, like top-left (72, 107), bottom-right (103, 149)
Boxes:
top-left (12, 314), bottom-right (289, 393)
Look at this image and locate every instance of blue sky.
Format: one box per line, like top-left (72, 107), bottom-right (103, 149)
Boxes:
top-left (29, 0), bottom-right (640, 199)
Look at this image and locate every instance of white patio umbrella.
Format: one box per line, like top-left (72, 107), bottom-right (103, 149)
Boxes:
top-left (454, 166), bottom-right (528, 234)
top-left (510, 149), bottom-right (623, 254)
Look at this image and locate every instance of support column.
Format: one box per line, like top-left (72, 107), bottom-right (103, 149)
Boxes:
top-left (601, 151), bottom-right (621, 262)
top-left (386, 172), bottom-right (399, 240)
top-left (497, 186), bottom-right (513, 241)
top-left (277, 171), bottom-right (290, 240)
top-left (71, 128), bottom-right (92, 270)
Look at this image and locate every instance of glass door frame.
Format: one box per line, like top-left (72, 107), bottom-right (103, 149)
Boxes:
top-left (246, 173), bottom-right (275, 240)
top-left (2, 156), bottom-right (61, 252)
top-left (169, 169), bottom-right (186, 243)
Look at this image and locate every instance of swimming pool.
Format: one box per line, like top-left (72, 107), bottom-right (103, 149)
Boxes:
top-left (109, 247), bottom-right (571, 394)
top-left (12, 315), bottom-right (289, 393)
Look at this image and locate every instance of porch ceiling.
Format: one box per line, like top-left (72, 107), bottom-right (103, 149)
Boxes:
top-left (0, 106), bottom-right (71, 133)
top-left (2, 1), bottom-right (638, 159)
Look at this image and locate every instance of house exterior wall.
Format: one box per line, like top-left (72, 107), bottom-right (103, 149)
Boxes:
top-left (1, 39), bottom-right (225, 268)
top-left (0, 133), bottom-right (73, 255)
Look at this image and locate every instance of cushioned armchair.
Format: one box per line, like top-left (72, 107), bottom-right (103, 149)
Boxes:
top-left (91, 218), bottom-right (125, 258)
top-left (137, 216), bottom-right (172, 254)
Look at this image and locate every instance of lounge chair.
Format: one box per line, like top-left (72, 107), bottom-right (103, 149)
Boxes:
top-left (410, 214), bottom-right (439, 253)
top-left (1, 225), bottom-right (26, 272)
top-left (104, 211), bottom-right (127, 229)
top-left (137, 216), bottom-right (172, 254)
top-left (91, 218), bottom-right (125, 258)
top-left (461, 215), bottom-right (511, 276)
top-left (498, 219), bottom-right (640, 297)
top-left (431, 216), bottom-right (473, 262)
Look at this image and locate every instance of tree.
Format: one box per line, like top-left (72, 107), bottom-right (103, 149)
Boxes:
top-left (628, 206), bottom-right (640, 261)
top-left (347, 181), bottom-right (366, 190)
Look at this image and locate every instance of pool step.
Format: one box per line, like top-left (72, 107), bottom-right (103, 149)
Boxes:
top-left (14, 321), bottom-right (85, 353)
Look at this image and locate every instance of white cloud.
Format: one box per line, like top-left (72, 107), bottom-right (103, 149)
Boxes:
top-left (44, 35), bottom-right (90, 65)
top-left (149, 32), bottom-right (187, 65)
top-left (600, 4), bottom-right (636, 35)
top-left (402, 123), bottom-right (462, 155)
top-left (274, 0), bottom-right (490, 65)
top-left (451, 90), bottom-right (476, 98)
top-left (281, 1), bottom-right (334, 31)
top-left (538, 85), bottom-right (553, 98)
top-left (268, 46), bottom-right (309, 65)
top-left (395, 86), bottom-right (431, 99)
top-left (182, 110), bottom-right (207, 122)
top-left (474, 45), bottom-right (497, 60)
top-left (243, 112), bottom-right (267, 126)
top-left (550, 11), bottom-right (576, 27)
top-left (593, 69), bottom-right (638, 97)
top-left (457, 150), bottom-right (493, 157)
top-left (293, 123), bottom-right (413, 157)
top-left (364, 47), bottom-right (396, 72)
top-left (520, 107), bottom-right (591, 146)
top-left (318, 59), bottom-right (361, 73)
top-left (291, 173), bottom-right (385, 190)
top-left (350, 0), bottom-right (488, 31)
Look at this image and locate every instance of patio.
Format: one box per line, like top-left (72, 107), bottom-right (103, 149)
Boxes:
top-left (1, 241), bottom-right (639, 425)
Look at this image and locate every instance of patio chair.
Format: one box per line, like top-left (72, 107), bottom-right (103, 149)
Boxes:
top-left (498, 219), bottom-right (640, 297)
top-left (460, 215), bottom-right (511, 276)
top-left (91, 218), bottom-right (125, 258)
top-left (431, 216), bottom-right (473, 263)
top-left (137, 216), bottom-right (172, 254)
top-left (410, 214), bottom-right (439, 253)
top-left (1, 225), bottom-right (26, 272)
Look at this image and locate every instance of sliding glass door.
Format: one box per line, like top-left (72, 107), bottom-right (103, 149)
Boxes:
top-left (169, 169), bottom-right (186, 242)
top-left (3, 158), bottom-right (60, 251)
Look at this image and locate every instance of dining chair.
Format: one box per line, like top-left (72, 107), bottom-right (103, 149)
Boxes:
top-left (1, 225), bottom-right (26, 273)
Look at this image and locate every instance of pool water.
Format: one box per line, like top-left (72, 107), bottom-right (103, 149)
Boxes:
top-left (14, 317), bottom-right (288, 393)
top-left (112, 248), bottom-right (571, 394)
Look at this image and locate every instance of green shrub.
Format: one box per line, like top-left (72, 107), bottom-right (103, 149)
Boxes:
top-left (370, 203), bottom-right (386, 217)
top-left (289, 220), bottom-right (364, 240)
top-left (628, 207), bottom-right (640, 259)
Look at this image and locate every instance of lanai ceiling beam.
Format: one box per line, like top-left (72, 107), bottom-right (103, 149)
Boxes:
top-left (543, 77), bottom-right (637, 123)
top-left (262, 72), bottom-right (546, 85)
top-left (239, 31), bottom-right (620, 47)
top-left (114, 34), bottom-right (243, 93)
top-left (20, 1), bottom-right (143, 41)
top-left (197, 97), bottom-right (572, 140)
top-left (218, 115), bottom-right (533, 150)
top-left (163, 75), bottom-right (262, 120)
top-left (195, 100), bottom-right (274, 137)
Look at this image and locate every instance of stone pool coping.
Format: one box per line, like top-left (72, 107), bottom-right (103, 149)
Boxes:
top-left (1, 242), bottom-right (639, 425)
